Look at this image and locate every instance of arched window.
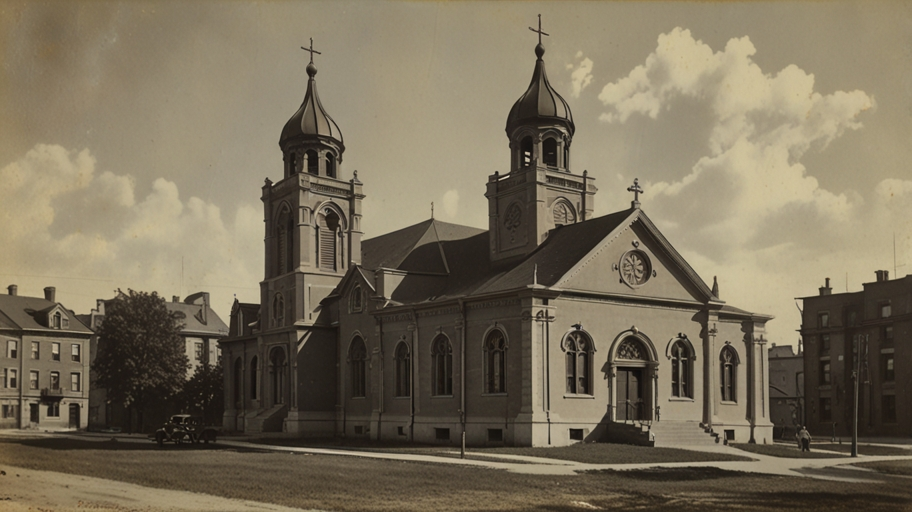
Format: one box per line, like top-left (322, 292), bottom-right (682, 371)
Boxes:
top-left (53, 312), bottom-right (61, 329)
top-left (720, 345), bottom-right (739, 402)
top-left (276, 205), bottom-right (294, 275)
top-left (431, 336), bottom-right (453, 396)
top-left (286, 153), bottom-right (296, 177)
top-left (306, 150), bottom-right (318, 174)
top-left (349, 336), bottom-right (367, 398)
top-left (563, 331), bottom-right (593, 394)
top-left (317, 208), bottom-right (341, 272)
top-left (542, 137), bottom-right (557, 166)
top-left (484, 330), bottom-right (506, 394)
top-left (520, 136), bottom-right (533, 167)
top-left (269, 347), bottom-right (286, 405)
top-left (350, 285), bottom-right (363, 313)
top-left (325, 154), bottom-right (336, 178)
top-left (250, 356), bottom-right (259, 400)
top-left (272, 293), bottom-right (284, 328)
top-left (395, 342), bottom-right (410, 397)
top-left (671, 340), bottom-right (692, 398)
top-left (563, 145), bottom-right (570, 170)
top-left (233, 357), bottom-right (243, 406)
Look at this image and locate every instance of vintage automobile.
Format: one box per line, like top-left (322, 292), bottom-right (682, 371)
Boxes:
top-left (153, 414), bottom-right (218, 446)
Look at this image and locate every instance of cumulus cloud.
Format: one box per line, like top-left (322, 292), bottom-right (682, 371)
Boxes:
top-left (0, 144), bottom-right (261, 317)
top-left (598, 28), bottom-right (874, 257)
top-left (567, 51), bottom-right (594, 99)
top-left (594, 28), bottom-right (905, 346)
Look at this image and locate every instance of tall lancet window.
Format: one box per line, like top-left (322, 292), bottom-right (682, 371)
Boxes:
top-left (317, 208), bottom-right (341, 272)
top-left (484, 330), bottom-right (507, 394)
top-left (276, 205), bottom-right (294, 275)
top-left (720, 345), bottom-right (739, 402)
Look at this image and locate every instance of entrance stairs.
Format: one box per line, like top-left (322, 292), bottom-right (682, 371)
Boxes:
top-left (244, 404), bottom-right (287, 433)
top-left (602, 421), bottom-right (719, 447)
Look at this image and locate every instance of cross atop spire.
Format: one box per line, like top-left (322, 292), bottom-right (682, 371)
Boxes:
top-left (528, 14), bottom-right (549, 46)
top-left (301, 38), bottom-right (321, 64)
top-left (627, 178), bottom-right (644, 209)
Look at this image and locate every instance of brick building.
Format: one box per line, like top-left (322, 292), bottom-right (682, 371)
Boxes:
top-left (799, 272), bottom-right (911, 437)
top-left (0, 285), bottom-right (92, 430)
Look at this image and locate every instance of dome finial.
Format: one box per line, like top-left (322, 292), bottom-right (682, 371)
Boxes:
top-left (301, 38), bottom-right (322, 77)
top-left (528, 14), bottom-right (549, 58)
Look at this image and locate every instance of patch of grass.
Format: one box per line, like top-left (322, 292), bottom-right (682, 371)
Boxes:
top-left (471, 443), bottom-right (752, 464)
top-left (813, 443), bottom-right (912, 456)
top-left (730, 442), bottom-right (844, 459)
top-left (855, 459), bottom-right (912, 477)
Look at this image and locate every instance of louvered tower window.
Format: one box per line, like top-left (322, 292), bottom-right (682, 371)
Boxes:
top-left (317, 209), bottom-right (341, 272)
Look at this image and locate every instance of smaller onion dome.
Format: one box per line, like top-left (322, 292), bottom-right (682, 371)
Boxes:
top-left (280, 61), bottom-right (344, 148)
top-left (506, 43), bottom-right (574, 137)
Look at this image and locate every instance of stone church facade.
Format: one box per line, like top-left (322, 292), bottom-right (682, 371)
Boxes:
top-left (221, 32), bottom-right (774, 447)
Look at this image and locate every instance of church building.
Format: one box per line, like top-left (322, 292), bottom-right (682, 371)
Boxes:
top-left (220, 28), bottom-right (774, 447)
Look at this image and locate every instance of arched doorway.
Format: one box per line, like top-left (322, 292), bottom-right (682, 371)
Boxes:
top-left (269, 347), bottom-right (286, 406)
top-left (610, 334), bottom-right (657, 422)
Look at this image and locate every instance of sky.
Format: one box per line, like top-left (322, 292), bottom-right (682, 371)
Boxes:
top-left (1, 1), bottom-right (910, 347)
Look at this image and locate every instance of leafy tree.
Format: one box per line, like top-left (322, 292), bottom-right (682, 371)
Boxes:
top-left (179, 362), bottom-right (224, 425)
top-left (92, 289), bottom-right (188, 432)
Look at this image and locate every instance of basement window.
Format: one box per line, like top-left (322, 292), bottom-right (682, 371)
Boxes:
top-left (487, 429), bottom-right (503, 442)
top-left (569, 428), bottom-right (584, 441)
top-left (435, 428), bottom-right (450, 441)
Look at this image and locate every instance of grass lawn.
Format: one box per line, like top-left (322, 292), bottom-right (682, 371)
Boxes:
top-left (731, 441), bottom-right (912, 459)
top-left (730, 442), bottom-right (844, 459)
top-left (2, 437), bottom-right (912, 511)
top-left (855, 459), bottom-right (912, 477)
top-left (250, 436), bottom-right (752, 464)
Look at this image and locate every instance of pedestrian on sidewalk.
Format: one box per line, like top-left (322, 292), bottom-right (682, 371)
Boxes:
top-left (798, 426), bottom-right (812, 452)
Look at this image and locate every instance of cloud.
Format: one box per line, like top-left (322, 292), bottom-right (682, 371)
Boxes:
top-left (594, 28), bottom-right (896, 347)
top-left (0, 144), bottom-right (262, 318)
top-left (441, 189), bottom-right (459, 218)
top-left (567, 52), bottom-right (593, 99)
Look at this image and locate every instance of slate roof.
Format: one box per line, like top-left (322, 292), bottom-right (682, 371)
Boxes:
top-left (357, 209), bottom-right (639, 305)
top-left (166, 301), bottom-right (228, 336)
top-left (0, 294), bottom-right (92, 334)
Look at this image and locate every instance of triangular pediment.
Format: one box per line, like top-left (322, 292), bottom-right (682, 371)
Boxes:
top-left (554, 210), bottom-right (716, 304)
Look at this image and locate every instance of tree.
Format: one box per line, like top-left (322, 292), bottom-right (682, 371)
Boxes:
top-left (92, 289), bottom-right (188, 432)
top-left (179, 362), bottom-right (224, 425)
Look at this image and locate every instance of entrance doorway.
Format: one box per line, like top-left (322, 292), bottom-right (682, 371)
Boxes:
top-left (30, 403), bottom-right (39, 424)
top-left (616, 368), bottom-right (644, 421)
top-left (68, 403), bottom-right (80, 428)
top-left (269, 347), bottom-right (286, 406)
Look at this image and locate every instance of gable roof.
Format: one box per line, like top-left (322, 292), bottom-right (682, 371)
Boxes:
top-left (348, 207), bottom-right (766, 317)
top-left (0, 294), bottom-right (92, 334)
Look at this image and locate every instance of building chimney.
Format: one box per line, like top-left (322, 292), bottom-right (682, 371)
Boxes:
top-left (875, 270), bottom-right (889, 282)
top-left (173, 295), bottom-right (180, 303)
top-left (819, 277), bottom-right (832, 296)
top-left (44, 286), bottom-right (56, 303)
top-left (7, 285), bottom-right (17, 296)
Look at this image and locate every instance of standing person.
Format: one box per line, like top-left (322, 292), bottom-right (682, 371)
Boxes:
top-left (798, 426), bottom-right (812, 452)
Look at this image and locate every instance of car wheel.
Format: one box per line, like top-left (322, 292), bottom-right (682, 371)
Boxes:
top-left (156, 433), bottom-right (164, 447)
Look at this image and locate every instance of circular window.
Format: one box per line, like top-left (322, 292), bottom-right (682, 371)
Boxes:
top-left (619, 250), bottom-right (651, 287)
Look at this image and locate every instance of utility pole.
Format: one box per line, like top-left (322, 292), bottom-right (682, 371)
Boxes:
top-left (851, 334), bottom-right (867, 457)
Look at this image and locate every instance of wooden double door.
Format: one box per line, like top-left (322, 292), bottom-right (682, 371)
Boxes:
top-left (616, 368), bottom-right (644, 421)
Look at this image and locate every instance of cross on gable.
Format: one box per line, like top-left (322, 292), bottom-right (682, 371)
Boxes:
top-left (528, 14), bottom-right (549, 45)
top-left (627, 178), bottom-right (644, 209)
top-left (301, 37), bottom-right (321, 64)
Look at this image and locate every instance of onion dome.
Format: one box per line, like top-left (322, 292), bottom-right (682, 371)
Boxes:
top-left (506, 43), bottom-right (574, 137)
top-left (280, 61), bottom-right (344, 149)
